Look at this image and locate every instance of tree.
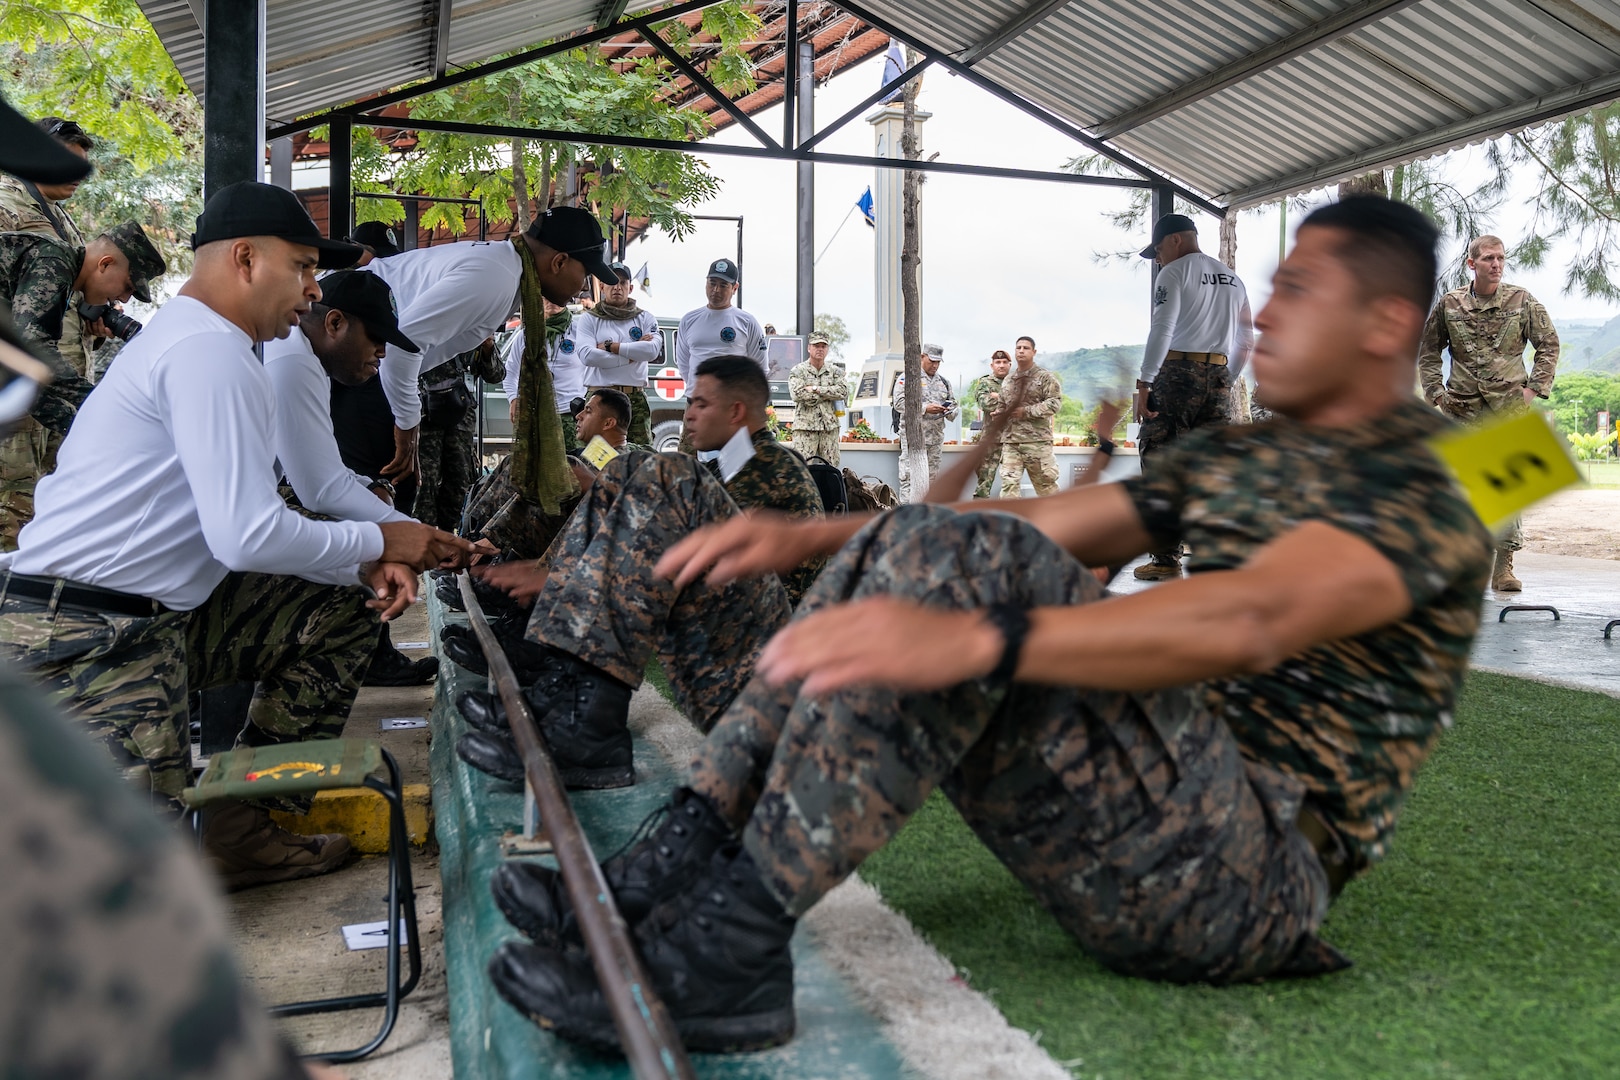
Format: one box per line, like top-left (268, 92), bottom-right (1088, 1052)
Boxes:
top-left (341, 7), bottom-right (760, 241)
top-left (1544, 370), bottom-right (1620, 436)
top-left (812, 312), bottom-right (850, 360)
top-left (0, 0), bottom-right (203, 269)
top-left (898, 46), bottom-right (928, 499)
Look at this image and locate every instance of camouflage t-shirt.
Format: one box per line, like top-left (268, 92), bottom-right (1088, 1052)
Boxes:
top-left (1122, 400), bottom-right (1494, 869)
top-left (714, 428), bottom-right (827, 605)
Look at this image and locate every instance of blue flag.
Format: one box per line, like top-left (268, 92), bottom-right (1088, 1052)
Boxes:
top-left (880, 41), bottom-right (906, 104)
top-left (857, 187), bottom-right (875, 228)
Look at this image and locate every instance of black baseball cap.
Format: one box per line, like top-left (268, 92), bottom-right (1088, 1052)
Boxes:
top-left (1140, 213), bottom-right (1198, 259)
top-left (607, 259), bottom-right (633, 282)
top-left (348, 220), bottom-right (402, 258)
top-left (0, 92), bottom-right (92, 185)
top-left (315, 270), bottom-right (419, 351)
top-left (707, 257), bottom-right (740, 284)
top-left (526, 207), bottom-right (618, 286)
top-left (191, 181), bottom-right (363, 268)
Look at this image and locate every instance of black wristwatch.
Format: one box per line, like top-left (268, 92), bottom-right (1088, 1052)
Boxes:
top-left (369, 477), bottom-right (397, 499)
top-left (1096, 437), bottom-right (1115, 456)
top-left (981, 603), bottom-right (1031, 683)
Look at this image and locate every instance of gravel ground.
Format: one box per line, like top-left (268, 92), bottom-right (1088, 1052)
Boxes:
top-left (1522, 487), bottom-right (1620, 560)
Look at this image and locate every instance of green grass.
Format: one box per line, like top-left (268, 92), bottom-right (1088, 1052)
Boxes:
top-left (858, 672), bottom-right (1620, 1079)
top-left (1575, 460), bottom-right (1620, 487)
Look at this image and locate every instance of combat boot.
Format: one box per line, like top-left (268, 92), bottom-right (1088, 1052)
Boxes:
top-left (1492, 550), bottom-right (1522, 592)
top-left (1132, 555), bottom-right (1181, 581)
top-left (435, 569), bottom-right (524, 616)
top-left (364, 624), bottom-right (437, 686)
top-left (488, 845), bottom-right (797, 1054)
top-left (454, 648), bottom-right (634, 789)
top-left (491, 787), bottom-right (732, 947)
top-left (201, 800), bottom-right (352, 891)
top-left (440, 617), bottom-right (548, 684)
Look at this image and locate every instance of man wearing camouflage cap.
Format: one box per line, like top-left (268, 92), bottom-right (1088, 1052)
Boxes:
top-left (892, 342), bottom-right (956, 501)
top-left (788, 331), bottom-right (847, 465)
top-left (1418, 235), bottom-right (1559, 592)
top-left (0, 219), bottom-right (165, 547)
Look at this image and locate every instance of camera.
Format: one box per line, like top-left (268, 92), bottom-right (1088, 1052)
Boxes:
top-left (78, 301), bottom-right (142, 343)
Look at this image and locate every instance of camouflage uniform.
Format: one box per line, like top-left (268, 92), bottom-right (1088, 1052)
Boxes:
top-left (968, 373), bottom-right (1004, 498)
top-left (893, 370), bottom-right (957, 501)
top-left (1418, 284), bottom-right (1560, 553)
top-left (0, 570), bottom-right (379, 816)
top-left (689, 400), bottom-right (1493, 981)
top-left (417, 344), bottom-right (506, 530)
top-left (996, 364), bottom-right (1063, 498)
top-left (0, 663), bottom-right (307, 1079)
top-left (527, 432), bottom-right (824, 733)
top-left (788, 359), bottom-right (847, 464)
top-left (1138, 358), bottom-right (1231, 562)
top-left (0, 174), bottom-right (91, 377)
top-left (462, 454), bottom-right (581, 558)
top-left (0, 233), bottom-right (102, 552)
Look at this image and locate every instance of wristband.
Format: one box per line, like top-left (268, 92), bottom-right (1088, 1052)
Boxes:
top-left (1096, 438), bottom-right (1115, 456)
top-left (981, 603), bottom-right (1031, 684)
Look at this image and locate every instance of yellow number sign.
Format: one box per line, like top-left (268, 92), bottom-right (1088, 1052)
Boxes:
top-left (580, 435), bottom-right (620, 471)
top-left (1428, 410), bottom-right (1581, 530)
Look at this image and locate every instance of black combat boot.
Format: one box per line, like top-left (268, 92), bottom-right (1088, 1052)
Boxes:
top-left (363, 624), bottom-right (437, 687)
top-left (491, 787), bottom-right (732, 947)
top-left (488, 845), bottom-right (797, 1054)
top-left (435, 570), bottom-right (525, 616)
top-left (453, 649), bottom-right (634, 789)
top-left (439, 617), bottom-right (547, 684)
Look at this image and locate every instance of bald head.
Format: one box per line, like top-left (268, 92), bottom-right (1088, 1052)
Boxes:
top-left (182, 236), bottom-right (323, 343)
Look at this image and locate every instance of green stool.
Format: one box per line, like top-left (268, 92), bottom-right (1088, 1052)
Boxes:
top-left (185, 739), bottom-right (421, 1063)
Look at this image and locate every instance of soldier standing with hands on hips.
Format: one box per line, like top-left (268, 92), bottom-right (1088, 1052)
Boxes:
top-left (1418, 234), bottom-right (1559, 593)
top-left (1133, 212), bottom-right (1254, 580)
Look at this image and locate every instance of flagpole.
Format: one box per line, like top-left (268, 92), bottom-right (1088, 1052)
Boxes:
top-left (814, 202), bottom-right (860, 266)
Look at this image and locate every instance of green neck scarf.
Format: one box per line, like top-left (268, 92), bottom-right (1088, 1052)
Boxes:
top-left (591, 297), bottom-right (641, 321)
top-left (509, 238), bottom-right (578, 515)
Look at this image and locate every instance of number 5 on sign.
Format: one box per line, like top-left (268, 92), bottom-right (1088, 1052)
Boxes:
top-left (1428, 410), bottom-right (1581, 530)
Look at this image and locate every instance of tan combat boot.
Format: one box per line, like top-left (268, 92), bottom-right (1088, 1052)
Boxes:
top-left (202, 800), bottom-right (353, 892)
top-left (1491, 550), bottom-right (1522, 593)
top-left (1133, 556), bottom-right (1181, 581)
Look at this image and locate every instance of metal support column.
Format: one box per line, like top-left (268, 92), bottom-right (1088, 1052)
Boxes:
top-left (403, 198), bottom-right (419, 250)
top-left (269, 137), bottom-right (293, 190)
top-left (202, 0), bottom-right (266, 199)
top-left (795, 38), bottom-right (815, 335)
top-left (329, 116), bottom-right (353, 239)
top-left (1149, 184), bottom-right (1175, 290)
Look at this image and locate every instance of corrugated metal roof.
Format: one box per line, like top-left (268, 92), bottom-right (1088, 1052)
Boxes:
top-left (138, 0), bottom-right (1620, 208)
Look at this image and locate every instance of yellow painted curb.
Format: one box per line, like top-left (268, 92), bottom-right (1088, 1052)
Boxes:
top-left (271, 783), bottom-right (433, 854)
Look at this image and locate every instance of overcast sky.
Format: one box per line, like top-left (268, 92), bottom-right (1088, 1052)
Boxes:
top-left (625, 51), bottom-right (1618, 395)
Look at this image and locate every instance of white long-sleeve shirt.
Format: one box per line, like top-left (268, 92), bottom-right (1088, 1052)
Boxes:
top-left (501, 323), bottom-right (582, 413)
top-left (567, 309), bottom-right (662, 387)
top-left (3, 297), bottom-right (383, 610)
top-left (675, 305), bottom-right (768, 386)
top-left (263, 328), bottom-right (413, 526)
top-left (1140, 252), bottom-right (1254, 383)
top-left (361, 241), bottom-right (522, 430)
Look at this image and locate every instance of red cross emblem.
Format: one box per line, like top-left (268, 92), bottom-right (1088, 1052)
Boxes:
top-left (651, 366), bottom-right (685, 401)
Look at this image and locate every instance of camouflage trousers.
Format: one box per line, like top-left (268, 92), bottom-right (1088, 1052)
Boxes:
top-left (416, 403), bottom-right (482, 530)
top-left (0, 570), bottom-right (379, 816)
top-left (999, 440), bottom-right (1060, 498)
top-left (0, 664), bottom-right (307, 1079)
top-left (972, 437), bottom-right (1000, 499)
top-left (791, 428), bottom-right (841, 465)
top-left (528, 449), bottom-right (792, 733)
top-left (463, 454), bottom-right (581, 559)
top-left (690, 505), bottom-right (1338, 983)
top-left (0, 419), bottom-right (61, 551)
top-left (896, 431), bottom-right (943, 502)
top-left (1437, 398), bottom-right (1523, 553)
top-left (1140, 360), bottom-right (1231, 560)
top-left (591, 384), bottom-right (652, 448)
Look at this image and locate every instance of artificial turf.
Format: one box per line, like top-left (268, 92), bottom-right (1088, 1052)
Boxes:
top-left (857, 672), bottom-right (1620, 1079)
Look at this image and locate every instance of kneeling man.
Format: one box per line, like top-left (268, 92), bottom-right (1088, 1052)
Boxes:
top-left (0, 182), bottom-right (470, 888)
top-left (486, 197), bottom-right (1495, 1052)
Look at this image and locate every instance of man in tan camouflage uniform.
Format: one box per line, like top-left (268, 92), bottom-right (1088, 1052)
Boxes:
top-left (997, 335), bottom-right (1064, 498)
top-left (788, 332), bottom-right (847, 464)
top-left (488, 197), bottom-right (1498, 1057)
top-left (893, 342), bottom-right (957, 501)
top-left (1419, 234), bottom-right (1559, 592)
top-left (0, 222), bottom-right (166, 548)
top-left (969, 349), bottom-right (1011, 498)
top-left (450, 354), bottom-right (825, 790)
